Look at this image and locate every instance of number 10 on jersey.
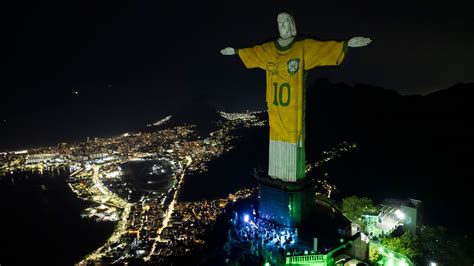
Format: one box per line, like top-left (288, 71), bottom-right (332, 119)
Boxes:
top-left (272, 82), bottom-right (291, 107)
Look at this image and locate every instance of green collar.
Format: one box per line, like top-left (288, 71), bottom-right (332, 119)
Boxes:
top-left (274, 37), bottom-right (296, 51)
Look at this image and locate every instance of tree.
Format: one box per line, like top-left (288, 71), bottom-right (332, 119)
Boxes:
top-left (341, 196), bottom-right (375, 222)
top-left (381, 231), bottom-right (421, 260)
top-left (418, 225), bottom-right (474, 265)
top-left (368, 246), bottom-right (382, 264)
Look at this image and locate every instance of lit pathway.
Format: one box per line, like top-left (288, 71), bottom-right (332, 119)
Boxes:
top-left (91, 165), bottom-right (128, 208)
top-left (145, 156), bottom-right (192, 261)
top-left (78, 164), bottom-right (132, 264)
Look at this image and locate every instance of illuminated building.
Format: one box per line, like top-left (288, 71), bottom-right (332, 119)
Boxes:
top-left (362, 198), bottom-right (423, 238)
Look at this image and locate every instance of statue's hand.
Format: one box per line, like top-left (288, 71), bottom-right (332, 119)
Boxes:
top-left (220, 47), bottom-right (235, 55)
top-left (348, 37), bottom-right (372, 48)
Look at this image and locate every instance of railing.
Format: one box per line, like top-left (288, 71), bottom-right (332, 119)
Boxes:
top-left (286, 254), bottom-right (325, 263)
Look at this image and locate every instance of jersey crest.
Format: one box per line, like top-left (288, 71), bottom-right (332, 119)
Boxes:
top-left (287, 58), bottom-right (300, 76)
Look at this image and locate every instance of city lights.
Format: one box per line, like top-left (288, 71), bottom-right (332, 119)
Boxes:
top-left (0, 111), bottom-right (280, 264)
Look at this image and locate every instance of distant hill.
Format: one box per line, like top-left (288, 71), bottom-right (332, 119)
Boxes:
top-left (302, 79), bottom-right (473, 234)
top-left (144, 95), bottom-right (225, 137)
top-left (171, 96), bottom-right (223, 127)
top-left (305, 79), bottom-right (474, 162)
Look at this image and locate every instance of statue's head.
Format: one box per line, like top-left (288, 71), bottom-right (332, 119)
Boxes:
top-left (277, 12), bottom-right (297, 39)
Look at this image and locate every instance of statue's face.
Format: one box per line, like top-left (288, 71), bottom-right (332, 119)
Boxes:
top-left (277, 14), bottom-right (293, 39)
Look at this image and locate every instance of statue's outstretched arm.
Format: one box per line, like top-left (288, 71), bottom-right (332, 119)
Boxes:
top-left (220, 47), bottom-right (236, 55)
top-left (222, 44), bottom-right (270, 69)
top-left (348, 37), bottom-right (372, 48)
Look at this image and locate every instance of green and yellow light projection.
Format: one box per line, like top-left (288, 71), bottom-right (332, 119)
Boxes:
top-left (221, 12), bottom-right (375, 182)
top-left (237, 38), bottom-right (346, 182)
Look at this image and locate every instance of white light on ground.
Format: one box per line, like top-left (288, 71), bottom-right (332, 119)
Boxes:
top-left (430, 262), bottom-right (437, 266)
top-left (244, 214), bottom-right (249, 223)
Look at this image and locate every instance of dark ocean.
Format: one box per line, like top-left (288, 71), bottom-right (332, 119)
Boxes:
top-left (0, 168), bottom-right (115, 265)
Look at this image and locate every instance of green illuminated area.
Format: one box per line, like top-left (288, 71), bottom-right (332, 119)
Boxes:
top-left (281, 241), bottom-right (413, 266)
top-left (275, 194), bottom-right (418, 265)
top-left (369, 242), bottom-right (413, 266)
top-left (288, 190), bottom-right (302, 225)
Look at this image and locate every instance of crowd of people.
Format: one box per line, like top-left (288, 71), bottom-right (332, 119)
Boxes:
top-left (229, 211), bottom-right (297, 252)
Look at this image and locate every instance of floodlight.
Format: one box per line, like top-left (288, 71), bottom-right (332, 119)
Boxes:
top-left (394, 209), bottom-right (406, 220)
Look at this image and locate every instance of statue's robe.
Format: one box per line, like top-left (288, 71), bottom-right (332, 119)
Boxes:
top-left (237, 38), bottom-right (347, 182)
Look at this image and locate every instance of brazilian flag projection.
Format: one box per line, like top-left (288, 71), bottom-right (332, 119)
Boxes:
top-left (237, 38), bottom-right (347, 182)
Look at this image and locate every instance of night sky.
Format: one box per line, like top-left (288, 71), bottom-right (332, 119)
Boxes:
top-left (7, 1), bottom-right (474, 116)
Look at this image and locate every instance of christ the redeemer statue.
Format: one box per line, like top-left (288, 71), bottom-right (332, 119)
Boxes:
top-left (221, 12), bottom-right (371, 182)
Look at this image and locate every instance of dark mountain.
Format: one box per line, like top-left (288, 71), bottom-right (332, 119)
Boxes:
top-left (303, 79), bottom-right (474, 234)
top-left (145, 95), bottom-right (224, 137)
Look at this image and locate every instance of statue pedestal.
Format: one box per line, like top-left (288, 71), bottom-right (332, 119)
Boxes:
top-left (255, 174), bottom-right (315, 228)
top-left (253, 171), bottom-right (352, 254)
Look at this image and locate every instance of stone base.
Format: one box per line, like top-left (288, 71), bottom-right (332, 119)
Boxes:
top-left (256, 174), bottom-right (315, 228)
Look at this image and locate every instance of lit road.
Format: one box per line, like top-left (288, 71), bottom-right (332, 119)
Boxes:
top-left (79, 163), bottom-right (131, 264)
top-left (91, 165), bottom-right (128, 208)
top-left (145, 156), bottom-right (192, 261)
top-left (80, 203), bottom-right (132, 264)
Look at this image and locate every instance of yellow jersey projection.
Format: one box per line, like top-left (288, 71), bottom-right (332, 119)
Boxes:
top-left (237, 38), bottom-right (347, 181)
